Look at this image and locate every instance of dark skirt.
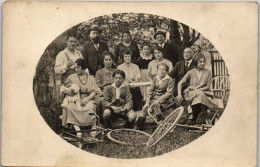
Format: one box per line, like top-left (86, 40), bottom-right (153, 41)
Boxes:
top-left (130, 87), bottom-right (144, 111)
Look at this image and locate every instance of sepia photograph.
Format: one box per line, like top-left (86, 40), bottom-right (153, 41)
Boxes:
top-left (33, 13), bottom-right (230, 158)
top-left (2, 1), bottom-right (257, 166)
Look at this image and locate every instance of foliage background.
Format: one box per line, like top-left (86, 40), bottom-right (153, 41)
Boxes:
top-left (33, 13), bottom-right (218, 134)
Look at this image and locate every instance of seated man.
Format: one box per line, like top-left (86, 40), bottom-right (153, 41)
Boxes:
top-left (103, 70), bottom-right (137, 128)
top-left (168, 47), bottom-right (196, 123)
top-left (168, 47), bottom-right (196, 96)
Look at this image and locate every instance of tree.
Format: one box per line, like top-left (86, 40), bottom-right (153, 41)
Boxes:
top-left (169, 20), bottom-right (201, 61)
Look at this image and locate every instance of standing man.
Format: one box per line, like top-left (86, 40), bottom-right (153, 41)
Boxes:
top-left (54, 35), bottom-right (83, 101)
top-left (81, 25), bottom-right (108, 75)
top-left (54, 35), bottom-right (83, 83)
top-left (154, 30), bottom-right (178, 67)
top-left (168, 47), bottom-right (196, 96)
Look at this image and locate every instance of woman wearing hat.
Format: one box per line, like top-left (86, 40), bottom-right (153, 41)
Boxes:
top-left (154, 30), bottom-right (179, 67)
top-left (81, 25), bottom-right (109, 75)
top-left (114, 31), bottom-right (140, 65)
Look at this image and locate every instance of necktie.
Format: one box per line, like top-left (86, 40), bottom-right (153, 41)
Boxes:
top-left (94, 43), bottom-right (99, 51)
top-left (185, 61), bottom-right (189, 72)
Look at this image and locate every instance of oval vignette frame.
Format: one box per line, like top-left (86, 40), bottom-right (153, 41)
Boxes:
top-left (33, 13), bottom-right (230, 159)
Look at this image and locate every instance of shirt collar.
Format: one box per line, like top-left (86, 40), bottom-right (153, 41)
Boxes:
top-left (112, 83), bottom-right (125, 89)
top-left (123, 62), bottom-right (132, 67)
top-left (158, 42), bottom-right (166, 48)
top-left (156, 74), bottom-right (171, 82)
top-left (65, 47), bottom-right (75, 54)
top-left (185, 59), bottom-right (193, 64)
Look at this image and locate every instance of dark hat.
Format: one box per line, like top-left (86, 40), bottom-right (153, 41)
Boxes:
top-left (154, 30), bottom-right (166, 39)
top-left (87, 25), bottom-right (102, 34)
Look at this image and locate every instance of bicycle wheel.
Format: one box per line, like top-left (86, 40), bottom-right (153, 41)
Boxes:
top-left (107, 128), bottom-right (151, 145)
top-left (146, 106), bottom-right (184, 148)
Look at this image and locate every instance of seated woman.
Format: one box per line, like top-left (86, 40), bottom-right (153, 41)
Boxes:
top-left (61, 58), bottom-right (101, 146)
top-left (117, 50), bottom-right (143, 110)
top-left (177, 54), bottom-right (218, 125)
top-left (147, 46), bottom-right (173, 80)
top-left (135, 63), bottom-right (174, 129)
top-left (95, 51), bottom-right (116, 90)
top-left (103, 70), bottom-right (137, 128)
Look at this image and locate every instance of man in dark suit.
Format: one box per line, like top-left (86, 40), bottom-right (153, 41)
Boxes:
top-left (81, 25), bottom-right (108, 75)
top-left (168, 47), bottom-right (196, 96)
top-left (154, 30), bottom-right (179, 67)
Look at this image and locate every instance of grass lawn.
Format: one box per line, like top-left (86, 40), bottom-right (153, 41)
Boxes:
top-left (37, 99), bottom-right (225, 159)
top-left (70, 127), bottom-right (205, 159)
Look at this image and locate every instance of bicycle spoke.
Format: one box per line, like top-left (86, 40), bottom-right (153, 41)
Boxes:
top-left (147, 107), bottom-right (184, 147)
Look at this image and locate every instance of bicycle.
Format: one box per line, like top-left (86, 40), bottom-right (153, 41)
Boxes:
top-left (60, 113), bottom-right (151, 147)
top-left (146, 105), bottom-right (184, 147)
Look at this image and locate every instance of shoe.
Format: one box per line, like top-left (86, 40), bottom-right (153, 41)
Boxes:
top-left (196, 120), bottom-right (205, 125)
top-left (104, 120), bottom-right (112, 129)
top-left (179, 117), bottom-right (188, 124)
top-left (186, 120), bottom-right (196, 125)
top-left (156, 114), bottom-right (164, 122)
top-left (76, 132), bottom-right (82, 139)
top-left (134, 116), bottom-right (146, 130)
top-left (76, 142), bottom-right (83, 149)
top-left (123, 120), bottom-right (132, 128)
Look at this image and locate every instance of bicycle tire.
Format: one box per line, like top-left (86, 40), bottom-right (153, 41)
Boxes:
top-left (107, 128), bottom-right (151, 145)
top-left (146, 106), bottom-right (184, 148)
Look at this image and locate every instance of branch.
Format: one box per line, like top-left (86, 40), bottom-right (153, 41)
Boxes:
top-left (189, 32), bottom-right (201, 46)
top-left (181, 23), bottom-right (190, 48)
top-left (191, 29), bottom-right (196, 42)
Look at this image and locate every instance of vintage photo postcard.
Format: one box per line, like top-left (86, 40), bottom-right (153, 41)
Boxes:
top-left (2, 1), bottom-right (258, 167)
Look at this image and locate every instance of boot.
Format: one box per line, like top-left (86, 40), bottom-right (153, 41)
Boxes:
top-left (134, 116), bottom-right (146, 130)
top-left (123, 120), bottom-right (132, 128)
top-left (156, 114), bottom-right (164, 122)
top-left (196, 105), bottom-right (208, 125)
top-left (104, 120), bottom-right (112, 129)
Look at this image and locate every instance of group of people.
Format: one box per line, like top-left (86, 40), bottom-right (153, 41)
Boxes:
top-left (54, 25), bottom-right (219, 143)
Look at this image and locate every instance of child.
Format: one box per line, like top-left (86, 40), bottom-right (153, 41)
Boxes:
top-left (103, 70), bottom-right (137, 128)
top-left (60, 78), bottom-right (81, 109)
top-left (135, 63), bottom-right (174, 129)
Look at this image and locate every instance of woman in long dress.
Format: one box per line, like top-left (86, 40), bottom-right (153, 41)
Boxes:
top-left (177, 54), bottom-right (218, 125)
top-left (61, 58), bottom-right (101, 140)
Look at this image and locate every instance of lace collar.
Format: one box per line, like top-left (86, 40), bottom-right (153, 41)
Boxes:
top-left (156, 75), bottom-right (171, 82)
top-left (140, 53), bottom-right (153, 60)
